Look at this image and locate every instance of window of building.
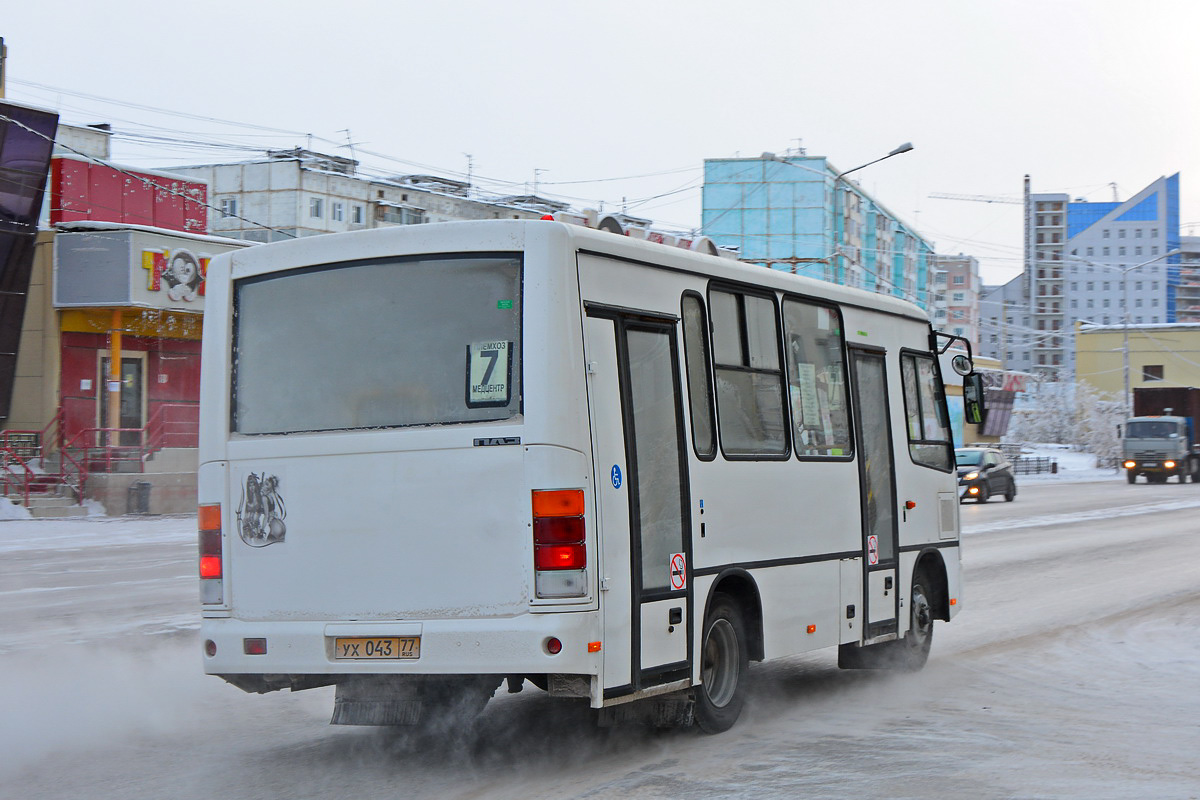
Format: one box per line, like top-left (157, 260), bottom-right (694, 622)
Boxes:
top-left (1135, 229), bottom-right (1143, 238)
top-left (952, 275), bottom-right (965, 285)
top-left (1103, 282), bottom-right (1110, 291)
top-left (1103, 230), bottom-right (1110, 238)
top-left (352, 205), bottom-right (364, 224)
top-left (1119, 247), bottom-right (1127, 256)
top-left (952, 292), bottom-right (965, 302)
top-left (1135, 246), bottom-right (1143, 256)
top-left (1071, 299), bottom-right (1078, 309)
top-left (710, 288), bottom-right (787, 456)
top-left (1135, 298), bottom-right (1143, 308)
top-left (1152, 298), bottom-right (1159, 307)
top-left (900, 353), bottom-right (952, 471)
top-left (1087, 299), bottom-right (1094, 308)
top-left (331, 202), bottom-right (344, 222)
top-left (1151, 228), bottom-right (1158, 238)
top-left (1118, 229), bottom-right (1126, 238)
top-left (1087, 282), bottom-right (1094, 291)
top-left (309, 197), bottom-right (324, 218)
top-left (1103, 247), bottom-right (1111, 256)
top-left (1152, 281), bottom-right (1159, 290)
top-left (1135, 281), bottom-right (1143, 290)
top-left (1086, 247), bottom-right (1094, 256)
top-left (1143, 365), bottom-right (1164, 381)
top-left (1103, 299), bottom-right (1110, 308)
top-left (1152, 246), bottom-right (1160, 255)
top-left (219, 197), bottom-right (238, 218)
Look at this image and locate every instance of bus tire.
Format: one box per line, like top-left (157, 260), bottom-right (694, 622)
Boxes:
top-left (693, 595), bottom-right (748, 734)
top-left (896, 574), bottom-right (935, 671)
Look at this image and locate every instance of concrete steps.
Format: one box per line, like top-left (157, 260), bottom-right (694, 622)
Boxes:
top-left (3, 493), bottom-right (89, 518)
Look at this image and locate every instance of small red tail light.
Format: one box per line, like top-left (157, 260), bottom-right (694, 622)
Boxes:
top-left (243, 638), bottom-right (267, 655)
top-left (545, 637), bottom-right (562, 655)
top-left (199, 553), bottom-right (222, 579)
top-left (535, 544), bottom-right (587, 570)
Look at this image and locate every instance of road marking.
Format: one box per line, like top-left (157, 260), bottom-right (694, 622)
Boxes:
top-left (963, 498), bottom-right (1200, 535)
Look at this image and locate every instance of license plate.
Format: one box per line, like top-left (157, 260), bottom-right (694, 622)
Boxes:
top-left (334, 636), bottom-right (420, 660)
top-left (1142, 462), bottom-right (1158, 468)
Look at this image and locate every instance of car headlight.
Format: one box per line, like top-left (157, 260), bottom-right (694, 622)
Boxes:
top-left (963, 471), bottom-right (979, 481)
top-left (1164, 460), bottom-right (1176, 469)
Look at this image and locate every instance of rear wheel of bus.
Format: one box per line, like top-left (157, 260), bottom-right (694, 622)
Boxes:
top-left (694, 595), bottom-right (748, 734)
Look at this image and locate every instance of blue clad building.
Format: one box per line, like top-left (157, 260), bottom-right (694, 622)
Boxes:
top-left (701, 154), bottom-right (933, 310)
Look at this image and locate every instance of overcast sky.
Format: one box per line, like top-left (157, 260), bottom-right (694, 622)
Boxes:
top-left (5, 0), bottom-right (1199, 284)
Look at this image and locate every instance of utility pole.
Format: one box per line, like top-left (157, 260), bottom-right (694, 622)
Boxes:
top-left (0, 37), bottom-right (7, 99)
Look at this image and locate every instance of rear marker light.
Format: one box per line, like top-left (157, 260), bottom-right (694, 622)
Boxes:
top-left (950, 598), bottom-right (958, 606)
top-left (205, 640), bottom-right (217, 657)
top-left (588, 641), bottom-right (602, 653)
top-left (545, 637), bottom-right (562, 655)
top-left (243, 638), bottom-right (267, 655)
top-left (807, 625), bottom-right (817, 634)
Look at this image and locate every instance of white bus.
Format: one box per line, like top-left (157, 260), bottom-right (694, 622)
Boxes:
top-left (197, 220), bottom-right (979, 733)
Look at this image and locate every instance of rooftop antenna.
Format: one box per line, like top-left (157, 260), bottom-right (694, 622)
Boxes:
top-left (464, 153), bottom-right (473, 192)
top-left (338, 128), bottom-right (361, 164)
top-left (533, 168), bottom-right (546, 196)
top-left (1110, 182), bottom-right (1119, 202)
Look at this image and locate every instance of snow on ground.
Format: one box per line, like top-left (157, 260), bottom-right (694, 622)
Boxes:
top-left (1010, 445), bottom-right (1121, 484)
top-left (0, 513), bottom-right (195, 553)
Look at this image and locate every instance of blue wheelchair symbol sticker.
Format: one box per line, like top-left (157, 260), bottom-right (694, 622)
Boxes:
top-left (611, 465), bottom-right (623, 489)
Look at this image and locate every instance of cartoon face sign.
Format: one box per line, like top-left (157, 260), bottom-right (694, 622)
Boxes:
top-left (164, 250), bottom-right (202, 302)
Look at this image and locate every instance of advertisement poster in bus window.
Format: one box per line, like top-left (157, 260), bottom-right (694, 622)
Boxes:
top-left (466, 341), bottom-right (512, 407)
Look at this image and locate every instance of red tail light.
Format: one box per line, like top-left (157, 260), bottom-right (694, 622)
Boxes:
top-left (532, 490), bottom-right (585, 571)
top-left (199, 504), bottom-right (222, 581)
top-left (532, 490), bottom-right (587, 598)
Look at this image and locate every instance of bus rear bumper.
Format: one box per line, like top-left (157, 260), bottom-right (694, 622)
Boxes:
top-left (200, 611), bottom-right (603, 680)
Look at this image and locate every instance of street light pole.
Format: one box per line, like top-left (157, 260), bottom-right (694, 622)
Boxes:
top-left (767, 143), bottom-right (914, 290)
top-left (830, 143), bottom-right (914, 288)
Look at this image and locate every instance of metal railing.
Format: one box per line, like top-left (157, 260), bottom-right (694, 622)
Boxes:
top-left (2, 403), bottom-right (198, 508)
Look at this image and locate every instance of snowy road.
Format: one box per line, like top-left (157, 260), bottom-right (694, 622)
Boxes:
top-left (2, 478), bottom-right (1199, 799)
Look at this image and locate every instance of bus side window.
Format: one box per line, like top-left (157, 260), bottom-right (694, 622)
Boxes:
top-left (900, 352), bottom-right (953, 471)
top-left (781, 298), bottom-right (852, 458)
top-left (709, 288), bottom-right (787, 457)
top-left (681, 293), bottom-right (716, 459)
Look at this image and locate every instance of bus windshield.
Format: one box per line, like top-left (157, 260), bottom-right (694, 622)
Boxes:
top-left (233, 254), bottom-right (522, 434)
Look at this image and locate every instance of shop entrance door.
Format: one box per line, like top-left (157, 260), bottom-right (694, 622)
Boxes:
top-left (99, 357), bottom-right (144, 446)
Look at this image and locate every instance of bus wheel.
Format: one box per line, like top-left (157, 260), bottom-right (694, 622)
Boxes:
top-left (693, 595), bottom-right (748, 734)
top-left (896, 576), bottom-right (934, 671)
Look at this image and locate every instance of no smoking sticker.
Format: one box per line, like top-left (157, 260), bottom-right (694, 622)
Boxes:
top-left (670, 552), bottom-right (687, 590)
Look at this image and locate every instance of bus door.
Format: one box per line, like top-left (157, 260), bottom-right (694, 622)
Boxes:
top-left (584, 308), bottom-right (692, 696)
top-left (849, 348), bottom-right (900, 640)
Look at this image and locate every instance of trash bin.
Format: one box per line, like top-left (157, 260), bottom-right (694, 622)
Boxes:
top-left (127, 480), bottom-right (152, 515)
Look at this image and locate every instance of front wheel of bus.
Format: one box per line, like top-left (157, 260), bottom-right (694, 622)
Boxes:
top-left (694, 595), bottom-right (748, 734)
top-left (898, 576), bottom-right (934, 671)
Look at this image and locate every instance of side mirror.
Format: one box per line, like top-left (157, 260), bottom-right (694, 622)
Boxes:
top-left (964, 372), bottom-right (988, 426)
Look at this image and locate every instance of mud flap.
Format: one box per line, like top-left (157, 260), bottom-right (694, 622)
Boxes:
top-left (597, 692), bottom-right (694, 729)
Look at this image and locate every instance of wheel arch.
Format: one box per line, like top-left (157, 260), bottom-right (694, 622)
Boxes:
top-left (912, 549), bottom-right (951, 622)
top-left (702, 568), bottom-right (765, 662)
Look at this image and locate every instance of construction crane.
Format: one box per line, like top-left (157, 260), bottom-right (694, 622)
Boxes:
top-left (929, 192), bottom-right (1022, 204)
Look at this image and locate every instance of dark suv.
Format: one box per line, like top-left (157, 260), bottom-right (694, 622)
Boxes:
top-left (955, 447), bottom-right (1017, 503)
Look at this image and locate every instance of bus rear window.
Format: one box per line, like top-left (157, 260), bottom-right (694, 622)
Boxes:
top-left (232, 254), bottom-right (521, 434)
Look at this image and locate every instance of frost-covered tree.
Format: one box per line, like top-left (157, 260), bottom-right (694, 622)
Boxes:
top-left (1008, 378), bottom-right (1122, 463)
